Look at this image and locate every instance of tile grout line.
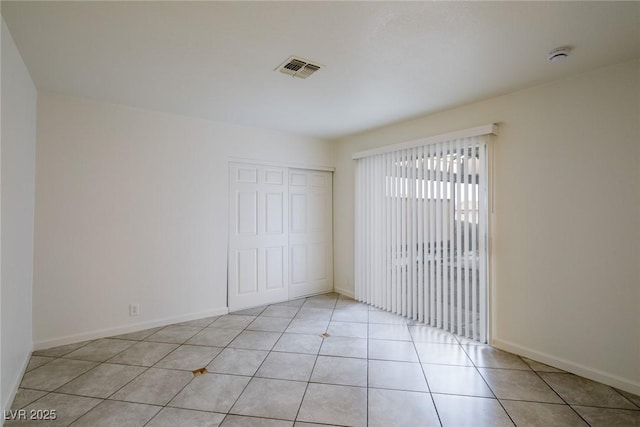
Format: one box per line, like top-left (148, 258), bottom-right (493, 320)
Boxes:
top-left (222, 298), bottom-right (306, 424)
top-left (25, 338), bottom-right (147, 426)
top-left (221, 314), bottom-right (291, 422)
top-left (365, 299), bottom-right (370, 427)
top-left (408, 322), bottom-right (444, 427)
top-left (525, 362), bottom-right (594, 427)
top-left (98, 334), bottom-right (201, 425)
top-left (292, 295), bottom-right (337, 424)
top-left (458, 341), bottom-right (518, 426)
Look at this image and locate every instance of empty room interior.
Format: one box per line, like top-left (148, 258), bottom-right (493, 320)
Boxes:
top-left (1, 1), bottom-right (639, 426)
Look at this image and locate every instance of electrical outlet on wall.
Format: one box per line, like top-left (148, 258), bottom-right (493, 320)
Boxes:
top-left (129, 303), bottom-right (140, 316)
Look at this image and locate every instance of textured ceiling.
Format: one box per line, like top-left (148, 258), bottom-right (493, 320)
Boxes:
top-left (2, 1), bottom-right (639, 139)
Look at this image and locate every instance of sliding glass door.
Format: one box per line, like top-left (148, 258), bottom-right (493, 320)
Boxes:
top-left (355, 135), bottom-right (489, 342)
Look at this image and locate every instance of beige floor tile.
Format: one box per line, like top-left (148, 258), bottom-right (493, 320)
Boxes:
top-left (206, 348), bottom-right (268, 376)
top-left (169, 373), bottom-right (250, 413)
top-left (146, 407), bottom-right (225, 427)
top-left (319, 336), bottom-right (367, 359)
top-left (210, 315), bottom-right (256, 330)
top-left (71, 400), bottom-right (160, 427)
top-left (616, 388), bottom-right (640, 408)
top-left (501, 400), bottom-right (588, 426)
top-left (423, 363), bottom-right (493, 397)
top-left (302, 298), bottom-right (337, 309)
top-left (334, 299), bottom-right (368, 311)
top-left (108, 341), bottom-right (178, 366)
top-left (175, 316), bottom-right (220, 328)
top-left (368, 388), bottom-right (439, 427)
top-left (228, 331), bottom-right (282, 351)
top-left (64, 339), bottom-right (136, 362)
top-left (56, 363), bottom-right (145, 398)
top-left (539, 372), bottom-right (638, 409)
top-left (246, 316), bottom-right (291, 332)
top-left (20, 359), bottom-right (98, 391)
top-left (110, 367), bottom-right (193, 405)
top-left (368, 360), bottom-right (428, 392)
top-left (186, 328), bottom-right (242, 347)
top-left (145, 326), bottom-right (202, 344)
top-left (369, 339), bottom-right (418, 362)
top-left (9, 389), bottom-right (47, 410)
top-left (479, 368), bottom-right (563, 403)
top-left (112, 327), bottom-right (163, 341)
top-left (285, 319), bottom-right (329, 335)
top-left (230, 306), bottom-right (268, 316)
top-left (368, 324), bottom-right (412, 341)
top-left (326, 321), bottom-right (368, 338)
top-left (433, 394), bottom-right (514, 427)
top-left (297, 383), bottom-right (367, 427)
top-left (222, 415), bottom-right (292, 426)
top-left (230, 377), bottom-right (307, 420)
top-left (331, 309), bottom-right (368, 323)
top-left (256, 352), bottom-right (317, 381)
top-left (273, 333), bottom-right (323, 354)
top-left (521, 357), bottom-right (564, 373)
top-left (154, 345), bottom-right (222, 371)
top-left (573, 405), bottom-right (640, 426)
top-left (261, 305), bottom-right (300, 319)
top-left (414, 342), bottom-right (472, 366)
top-left (32, 341), bottom-right (93, 358)
top-left (273, 298), bottom-right (307, 307)
top-left (17, 393), bottom-right (101, 426)
top-left (305, 295), bottom-right (338, 304)
top-left (25, 356), bottom-right (56, 372)
top-left (294, 423), bottom-right (340, 427)
top-left (295, 308), bottom-right (333, 321)
top-left (311, 356), bottom-right (367, 387)
top-left (463, 345), bottom-right (530, 370)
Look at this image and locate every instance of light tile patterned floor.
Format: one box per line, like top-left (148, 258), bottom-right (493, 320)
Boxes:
top-left (7, 293), bottom-right (640, 426)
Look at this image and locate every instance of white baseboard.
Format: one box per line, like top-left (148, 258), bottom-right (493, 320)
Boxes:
top-left (492, 338), bottom-right (640, 396)
top-left (334, 286), bottom-right (355, 299)
top-left (33, 307), bottom-right (229, 351)
top-left (2, 346), bottom-right (33, 421)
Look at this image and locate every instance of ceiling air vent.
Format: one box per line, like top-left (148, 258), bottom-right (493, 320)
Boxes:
top-left (276, 56), bottom-right (322, 79)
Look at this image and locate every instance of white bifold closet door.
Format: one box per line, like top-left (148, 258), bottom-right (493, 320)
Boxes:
top-left (228, 163), bottom-right (333, 311)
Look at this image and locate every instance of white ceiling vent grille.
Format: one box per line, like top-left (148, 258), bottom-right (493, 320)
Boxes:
top-left (276, 56), bottom-right (322, 79)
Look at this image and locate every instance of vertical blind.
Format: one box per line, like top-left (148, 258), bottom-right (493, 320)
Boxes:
top-left (355, 133), bottom-right (490, 342)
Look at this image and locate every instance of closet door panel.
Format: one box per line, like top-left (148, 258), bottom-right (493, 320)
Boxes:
top-left (229, 163), bottom-right (289, 310)
top-left (289, 169), bottom-right (333, 298)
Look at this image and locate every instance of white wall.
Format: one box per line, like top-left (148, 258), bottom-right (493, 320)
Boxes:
top-left (1, 18), bottom-right (37, 414)
top-left (33, 93), bottom-right (333, 348)
top-left (333, 60), bottom-right (640, 394)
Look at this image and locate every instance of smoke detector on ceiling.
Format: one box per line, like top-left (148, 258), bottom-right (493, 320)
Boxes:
top-left (275, 56), bottom-right (323, 79)
top-left (548, 46), bottom-right (571, 62)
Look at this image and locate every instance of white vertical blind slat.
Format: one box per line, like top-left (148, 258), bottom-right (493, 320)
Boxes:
top-left (428, 144), bottom-right (436, 325)
top-left (455, 139), bottom-right (463, 336)
top-left (392, 149), bottom-right (399, 313)
top-left (478, 139), bottom-right (488, 343)
top-left (416, 147), bottom-right (424, 322)
top-left (470, 143), bottom-right (478, 340)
